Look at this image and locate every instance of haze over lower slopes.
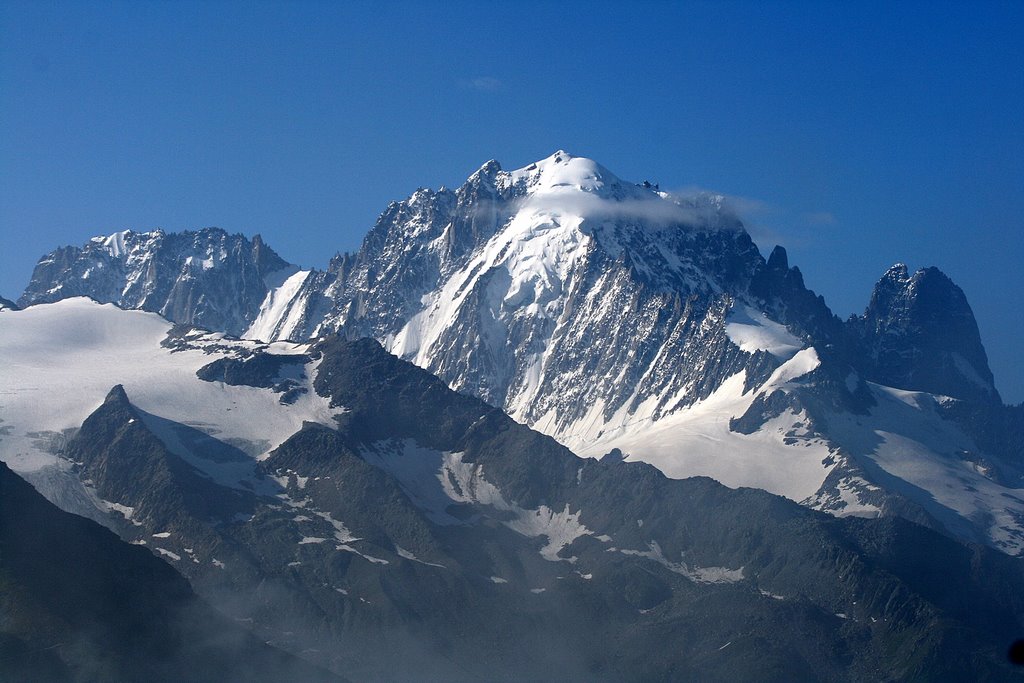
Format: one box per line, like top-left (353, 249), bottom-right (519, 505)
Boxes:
top-left (1, 1), bottom-right (1021, 401)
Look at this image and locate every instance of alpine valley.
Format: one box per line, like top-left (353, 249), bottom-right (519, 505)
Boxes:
top-left (2, 152), bottom-right (1023, 681)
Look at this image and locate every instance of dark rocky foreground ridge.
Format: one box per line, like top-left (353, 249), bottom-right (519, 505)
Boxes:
top-left (25, 334), bottom-right (1024, 682)
top-left (0, 460), bottom-right (342, 683)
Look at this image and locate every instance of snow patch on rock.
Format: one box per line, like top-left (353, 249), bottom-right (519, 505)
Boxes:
top-left (725, 304), bottom-right (803, 359)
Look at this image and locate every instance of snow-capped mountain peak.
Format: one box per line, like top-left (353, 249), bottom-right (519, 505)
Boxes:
top-left (504, 150), bottom-right (629, 196)
top-left (497, 152), bottom-right (703, 239)
top-left (14, 152), bottom-right (1022, 558)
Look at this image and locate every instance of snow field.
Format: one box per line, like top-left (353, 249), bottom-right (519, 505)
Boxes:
top-left (0, 299), bottom-right (342, 475)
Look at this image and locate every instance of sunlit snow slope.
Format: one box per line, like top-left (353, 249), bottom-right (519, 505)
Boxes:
top-left (0, 298), bottom-right (341, 480)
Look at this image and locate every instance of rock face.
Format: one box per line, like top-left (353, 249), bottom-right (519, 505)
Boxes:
top-left (13, 152), bottom-right (1022, 556)
top-left (19, 228), bottom-right (289, 336)
top-left (849, 263), bottom-right (1000, 404)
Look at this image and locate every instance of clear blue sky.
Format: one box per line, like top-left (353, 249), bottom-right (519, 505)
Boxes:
top-left (2, 1), bottom-right (1022, 402)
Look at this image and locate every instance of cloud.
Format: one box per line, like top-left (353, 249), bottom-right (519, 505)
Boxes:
top-left (463, 76), bottom-right (502, 92)
top-left (471, 182), bottom-right (834, 249)
top-left (513, 190), bottom-right (737, 230)
top-left (663, 188), bottom-right (798, 246)
top-left (665, 186), bottom-right (780, 221)
top-left (667, 188), bottom-right (838, 248)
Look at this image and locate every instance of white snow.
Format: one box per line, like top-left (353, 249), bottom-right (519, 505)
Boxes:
top-left (100, 500), bottom-right (139, 524)
top-left (287, 505), bottom-right (391, 564)
top-left (618, 541), bottom-right (744, 584)
top-left (335, 545), bottom-right (389, 564)
top-left (825, 383), bottom-right (1024, 554)
top-left (505, 504), bottom-right (591, 562)
top-left (437, 451), bottom-right (511, 509)
top-left (489, 576), bottom-right (508, 584)
top-left (309, 508), bottom-right (357, 543)
top-left (833, 477), bottom-right (882, 517)
top-left (389, 188), bottom-right (592, 384)
top-left (0, 299), bottom-right (343, 480)
top-left (725, 304), bottom-right (803, 359)
top-left (155, 548), bottom-right (181, 561)
top-left (507, 151), bottom-right (613, 193)
top-left (245, 267), bottom-right (312, 342)
top-left (687, 565), bottom-right (746, 584)
top-left (93, 230), bottom-right (131, 258)
top-left (395, 546), bottom-right (446, 568)
top-left (551, 349), bottom-right (832, 502)
top-left (152, 531), bottom-right (172, 539)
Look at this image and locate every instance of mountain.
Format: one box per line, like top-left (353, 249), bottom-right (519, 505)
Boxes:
top-left (0, 295), bottom-right (18, 311)
top-left (848, 263), bottom-right (1000, 405)
top-left (13, 152), bottom-right (1024, 557)
top-left (19, 228), bottom-right (289, 336)
top-left (2, 299), bottom-right (1023, 681)
top-left (0, 459), bottom-right (342, 683)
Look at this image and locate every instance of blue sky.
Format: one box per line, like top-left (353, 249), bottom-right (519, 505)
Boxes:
top-left (2, 0), bottom-right (1022, 402)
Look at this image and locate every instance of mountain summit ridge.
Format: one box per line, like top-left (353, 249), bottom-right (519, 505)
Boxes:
top-left (19, 226), bottom-right (288, 336)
